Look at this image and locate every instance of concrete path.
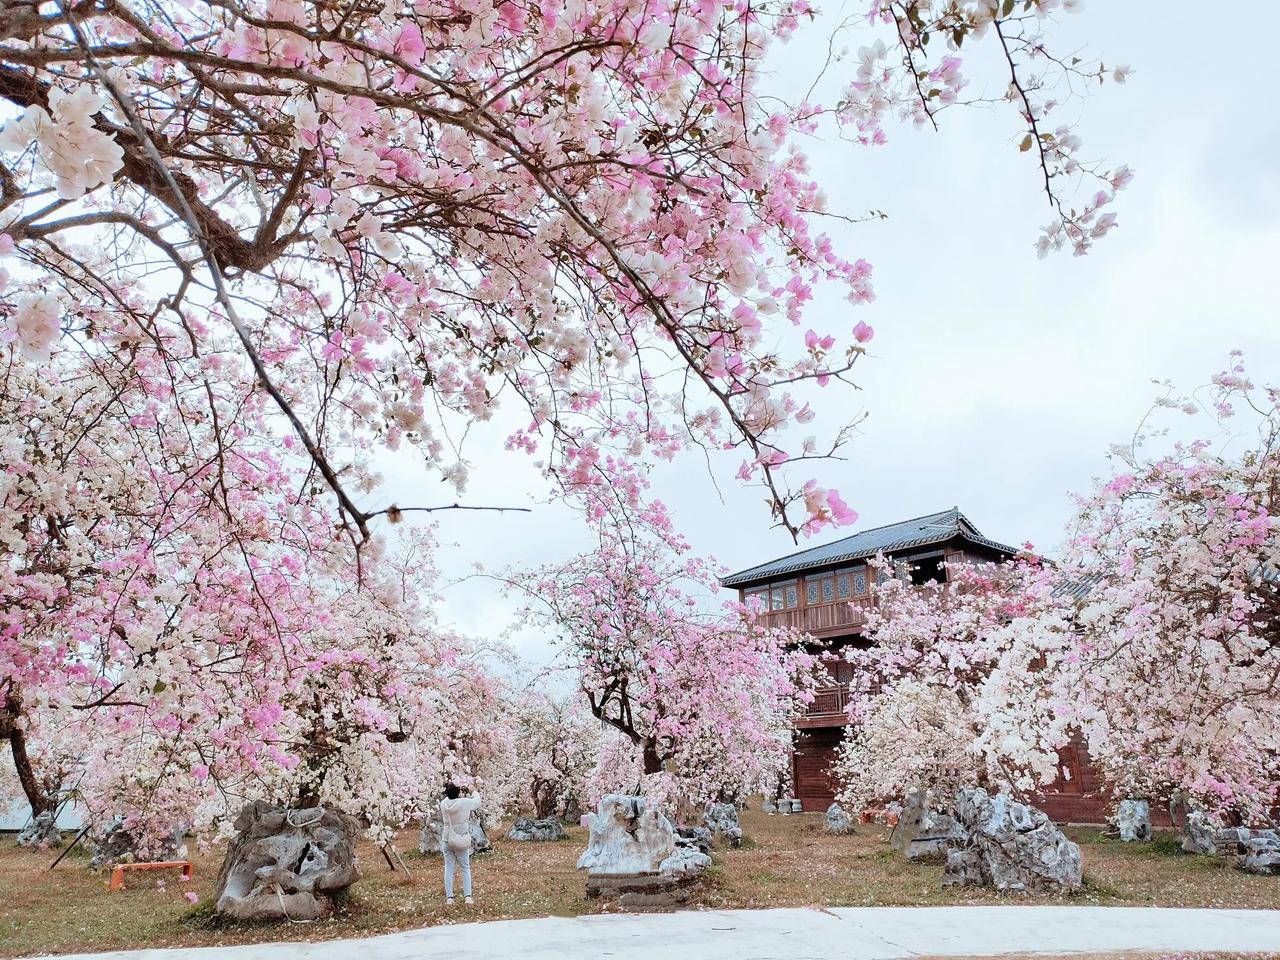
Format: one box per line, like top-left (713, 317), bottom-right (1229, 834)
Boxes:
top-left (45, 906), bottom-right (1280, 959)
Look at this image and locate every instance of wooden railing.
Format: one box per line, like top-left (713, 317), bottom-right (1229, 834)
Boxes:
top-left (797, 684), bottom-right (851, 729)
top-left (762, 595), bottom-right (874, 636)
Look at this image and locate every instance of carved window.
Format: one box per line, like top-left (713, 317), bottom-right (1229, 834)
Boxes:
top-left (806, 581), bottom-right (819, 605)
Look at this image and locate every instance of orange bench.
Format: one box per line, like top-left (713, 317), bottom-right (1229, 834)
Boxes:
top-left (109, 860), bottom-right (193, 891)
top-left (860, 808), bottom-right (900, 826)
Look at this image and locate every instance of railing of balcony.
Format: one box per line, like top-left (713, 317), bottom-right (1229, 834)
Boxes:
top-left (758, 594), bottom-right (875, 635)
top-left (805, 684), bottom-right (850, 718)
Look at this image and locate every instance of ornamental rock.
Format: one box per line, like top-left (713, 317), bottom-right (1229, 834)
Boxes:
top-left (1180, 808), bottom-right (1218, 855)
top-left (214, 802), bottom-right (360, 921)
top-left (702, 802), bottom-right (743, 847)
top-left (942, 788), bottom-right (1083, 892)
top-left (15, 812), bottom-right (61, 848)
top-left (89, 817), bottom-right (185, 869)
top-left (1109, 799), bottom-right (1152, 842)
top-left (577, 795), bottom-right (708, 908)
top-left (1215, 827), bottom-right (1280, 875)
top-left (506, 816), bottom-right (567, 842)
top-left (824, 803), bottom-right (854, 836)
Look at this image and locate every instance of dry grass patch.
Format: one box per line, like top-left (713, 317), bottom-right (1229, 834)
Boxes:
top-left (2, 807), bottom-right (1279, 958)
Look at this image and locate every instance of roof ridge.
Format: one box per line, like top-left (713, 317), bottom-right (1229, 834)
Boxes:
top-left (721, 507), bottom-right (971, 585)
top-left (721, 507), bottom-right (959, 576)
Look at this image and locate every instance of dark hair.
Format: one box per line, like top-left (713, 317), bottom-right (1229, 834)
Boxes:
top-left (443, 782), bottom-right (461, 800)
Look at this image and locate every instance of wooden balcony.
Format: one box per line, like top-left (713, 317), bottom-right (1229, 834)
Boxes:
top-left (761, 595), bottom-right (874, 639)
top-left (797, 684), bottom-right (851, 729)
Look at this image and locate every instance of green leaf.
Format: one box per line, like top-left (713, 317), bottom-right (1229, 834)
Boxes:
top-left (1019, 133), bottom-right (1034, 152)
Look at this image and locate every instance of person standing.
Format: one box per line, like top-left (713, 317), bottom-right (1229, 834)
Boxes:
top-left (439, 783), bottom-right (481, 905)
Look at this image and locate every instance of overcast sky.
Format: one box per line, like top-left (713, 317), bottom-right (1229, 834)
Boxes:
top-left (378, 3), bottom-right (1280, 673)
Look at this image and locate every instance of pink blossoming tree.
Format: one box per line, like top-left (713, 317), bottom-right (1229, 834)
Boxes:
top-left (508, 688), bottom-right (601, 819)
top-left (0, 0), bottom-right (1128, 839)
top-left (513, 485), bottom-right (818, 807)
top-left (832, 560), bottom-right (1064, 812)
top-left (984, 359), bottom-right (1280, 822)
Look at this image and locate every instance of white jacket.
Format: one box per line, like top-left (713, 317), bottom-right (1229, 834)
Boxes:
top-left (440, 795), bottom-right (481, 833)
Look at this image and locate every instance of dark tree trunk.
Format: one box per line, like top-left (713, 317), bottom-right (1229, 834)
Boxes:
top-left (642, 740), bottom-right (663, 776)
top-left (2, 691), bottom-right (55, 818)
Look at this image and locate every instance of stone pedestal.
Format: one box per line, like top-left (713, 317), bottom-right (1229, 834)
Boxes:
top-left (906, 809), bottom-right (963, 861)
top-left (585, 871), bottom-right (699, 908)
top-left (214, 802), bottom-right (360, 921)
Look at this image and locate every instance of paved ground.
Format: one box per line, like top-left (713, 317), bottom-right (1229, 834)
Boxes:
top-left (44, 906), bottom-right (1280, 959)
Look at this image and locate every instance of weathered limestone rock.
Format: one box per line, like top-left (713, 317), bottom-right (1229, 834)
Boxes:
top-left (505, 816), bottom-right (567, 842)
top-left (15, 812), bottom-right (62, 848)
top-left (891, 789), bottom-right (928, 854)
top-left (761, 799), bottom-right (777, 815)
top-left (823, 803), bottom-right (854, 836)
top-left (702, 802), bottom-right (743, 847)
top-left (659, 835), bottom-right (713, 877)
top-left (214, 802), bottom-right (360, 921)
top-left (1109, 799), bottom-right (1152, 842)
top-left (89, 818), bottom-right (184, 869)
top-left (906, 809), bottom-right (964, 861)
top-left (577, 795), bottom-right (708, 906)
top-left (418, 809), bottom-right (491, 855)
top-left (577, 795), bottom-right (676, 875)
top-left (1180, 808), bottom-right (1218, 855)
top-left (676, 826), bottom-right (713, 855)
top-left (1215, 827), bottom-right (1280, 875)
top-left (942, 788), bottom-right (1083, 892)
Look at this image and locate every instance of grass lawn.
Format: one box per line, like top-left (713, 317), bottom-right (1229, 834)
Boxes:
top-left (2, 807), bottom-right (1279, 958)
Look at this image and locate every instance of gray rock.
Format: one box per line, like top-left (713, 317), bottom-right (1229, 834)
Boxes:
top-left (15, 812), bottom-right (62, 848)
top-left (942, 788), bottom-right (1083, 892)
top-left (1180, 808), bottom-right (1218, 855)
top-left (891, 789), bottom-right (928, 854)
top-left (1110, 799), bottom-right (1152, 842)
top-left (1215, 827), bottom-right (1280, 875)
top-left (214, 802), bottom-right (360, 921)
top-left (418, 809), bottom-right (491, 855)
top-left (823, 803), bottom-right (854, 836)
top-left (702, 802), bottom-right (743, 847)
top-left (506, 816), bottom-right (567, 842)
top-left (906, 809), bottom-right (964, 861)
top-left (676, 826), bottom-right (713, 855)
top-left (89, 818), bottom-right (185, 869)
top-left (660, 836), bottom-right (712, 877)
top-left (577, 795), bottom-right (676, 875)
top-left (761, 800), bottom-right (777, 815)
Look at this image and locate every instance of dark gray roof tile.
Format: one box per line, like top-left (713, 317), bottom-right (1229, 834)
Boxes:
top-left (721, 507), bottom-right (1019, 588)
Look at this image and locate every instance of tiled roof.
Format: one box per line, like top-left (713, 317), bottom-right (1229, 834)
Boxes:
top-left (721, 507), bottom-right (1020, 588)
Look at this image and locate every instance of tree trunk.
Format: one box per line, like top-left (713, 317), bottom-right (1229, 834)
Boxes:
top-left (3, 691), bottom-right (55, 818)
top-left (642, 740), bottom-right (663, 776)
